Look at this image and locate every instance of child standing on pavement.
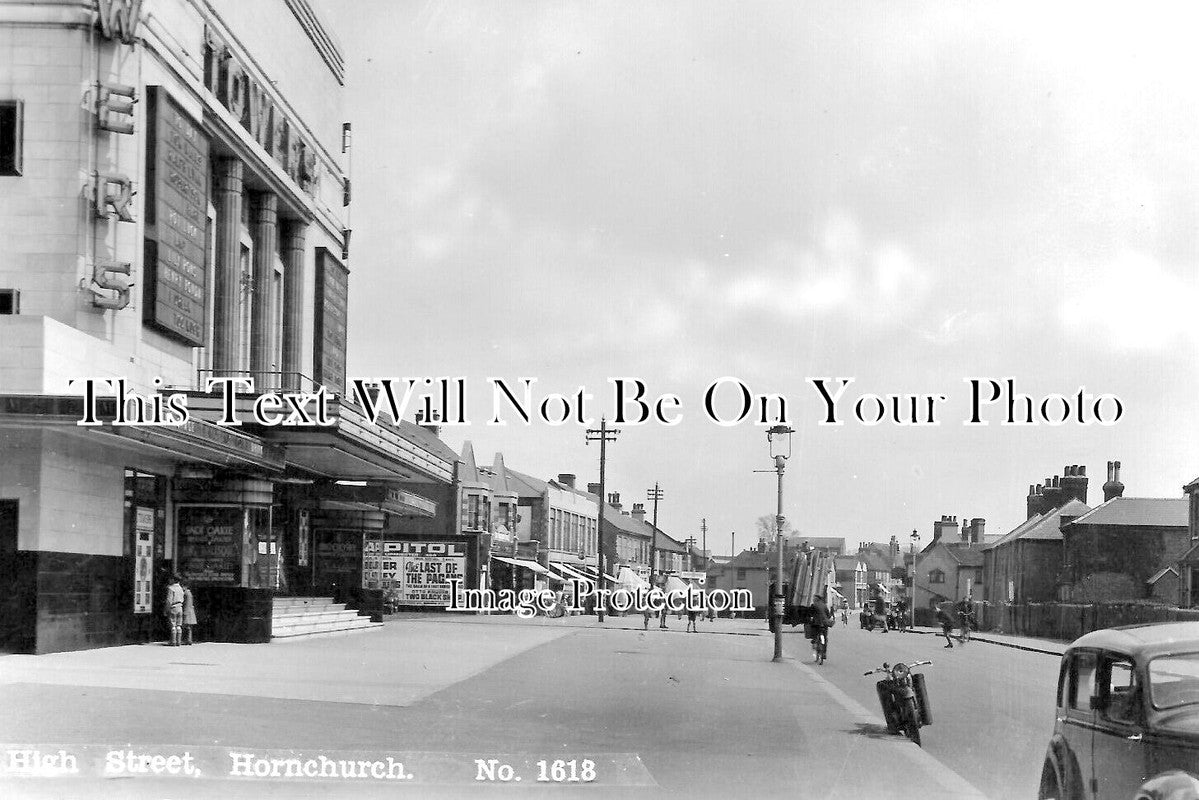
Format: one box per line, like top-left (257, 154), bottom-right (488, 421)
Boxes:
top-left (164, 574), bottom-right (184, 646)
top-left (181, 580), bottom-right (197, 645)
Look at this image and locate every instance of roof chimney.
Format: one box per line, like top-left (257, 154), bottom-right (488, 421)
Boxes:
top-left (970, 518), bottom-right (985, 543)
top-left (587, 482), bottom-right (601, 496)
top-left (758, 537), bottom-right (767, 553)
top-left (557, 473), bottom-right (576, 489)
top-left (1061, 465), bottom-right (1089, 505)
top-left (932, 515), bottom-right (958, 543)
top-left (1103, 460), bottom-right (1125, 501)
top-left (631, 503), bottom-right (646, 523)
top-left (607, 492), bottom-right (622, 512)
top-left (415, 410), bottom-right (441, 437)
top-left (1042, 475), bottom-right (1063, 510)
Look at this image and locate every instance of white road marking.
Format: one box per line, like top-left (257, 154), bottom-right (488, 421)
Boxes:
top-left (792, 660), bottom-right (990, 800)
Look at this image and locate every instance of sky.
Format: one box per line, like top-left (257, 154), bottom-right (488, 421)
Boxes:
top-left (318, 1), bottom-right (1199, 557)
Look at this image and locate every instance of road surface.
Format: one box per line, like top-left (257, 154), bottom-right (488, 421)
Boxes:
top-left (0, 614), bottom-right (1061, 799)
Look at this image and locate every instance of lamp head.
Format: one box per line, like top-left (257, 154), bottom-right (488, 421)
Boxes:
top-left (766, 424), bottom-right (794, 459)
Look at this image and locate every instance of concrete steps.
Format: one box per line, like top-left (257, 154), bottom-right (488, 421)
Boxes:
top-left (271, 596), bottom-right (383, 639)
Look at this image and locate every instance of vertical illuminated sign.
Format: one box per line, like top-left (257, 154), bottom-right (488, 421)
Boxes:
top-left (313, 248), bottom-right (349, 395)
top-left (143, 87), bottom-right (209, 345)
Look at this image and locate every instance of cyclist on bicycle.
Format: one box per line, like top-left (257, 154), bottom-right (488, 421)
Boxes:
top-left (956, 596), bottom-right (974, 644)
top-left (809, 593), bottom-right (834, 663)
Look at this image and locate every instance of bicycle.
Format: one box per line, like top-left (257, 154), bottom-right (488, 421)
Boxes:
top-left (811, 626), bottom-right (829, 665)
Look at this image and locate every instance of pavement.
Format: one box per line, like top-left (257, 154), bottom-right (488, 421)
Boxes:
top-left (0, 613), bottom-right (1004, 799)
top-left (902, 625), bottom-right (1069, 656)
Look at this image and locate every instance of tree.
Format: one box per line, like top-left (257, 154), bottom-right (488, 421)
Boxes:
top-left (755, 514), bottom-right (798, 541)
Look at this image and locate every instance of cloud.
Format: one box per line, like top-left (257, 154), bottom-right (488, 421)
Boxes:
top-left (1059, 252), bottom-right (1199, 351)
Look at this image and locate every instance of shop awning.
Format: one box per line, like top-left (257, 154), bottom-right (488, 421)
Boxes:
top-left (0, 394), bottom-right (286, 472)
top-left (576, 564), bottom-right (619, 584)
top-left (551, 562), bottom-right (595, 584)
top-left (186, 392), bottom-right (455, 484)
top-left (491, 555), bottom-right (550, 575)
top-left (317, 483), bottom-right (437, 517)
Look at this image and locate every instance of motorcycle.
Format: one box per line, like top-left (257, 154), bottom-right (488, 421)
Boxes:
top-left (863, 660), bottom-right (933, 746)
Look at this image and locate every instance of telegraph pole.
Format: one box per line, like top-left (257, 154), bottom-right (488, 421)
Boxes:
top-left (647, 483), bottom-right (663, 585)
top-left (700, 518), bottom-right (707, 571)
top-left (585, 418), bottom-right (619, 622)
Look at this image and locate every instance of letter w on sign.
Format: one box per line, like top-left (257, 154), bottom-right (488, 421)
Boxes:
top-left (96, 0), bottom-right (143, 45)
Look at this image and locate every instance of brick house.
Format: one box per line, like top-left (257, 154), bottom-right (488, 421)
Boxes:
top-left (1060, 496), bottom-right (1189, 602)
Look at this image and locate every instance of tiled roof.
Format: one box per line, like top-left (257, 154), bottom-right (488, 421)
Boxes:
top-left (983, 498), bottom-right (1091, 549)
top-left (860, 550), bottom-right (892, 572)
top-left (1066, 497), bottom-right (1188, 529)
top-left (396, 420), bottom-right (460, 464)
top-left (834, 554), bottom-right (860, 570)
top-left (502, 467), bottom-right (548, 499)
top-left (943, 543), bottom-right (985, 568)
top-left (601, 506), bottom-right (653, 539)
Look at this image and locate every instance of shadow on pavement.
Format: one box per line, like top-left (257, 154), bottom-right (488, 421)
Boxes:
top-left (848, 721), bottom-right (898, 741)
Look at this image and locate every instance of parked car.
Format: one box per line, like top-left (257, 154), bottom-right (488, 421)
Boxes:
top-left (1038, 622), bottom-right (1199, 800)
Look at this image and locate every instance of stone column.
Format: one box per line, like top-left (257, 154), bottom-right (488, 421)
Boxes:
top-left (211, 159), bottom-right (244, 374)
top-left (250, 192), bottom-right (278, 388)
top-left (280, 221), bottom-right (306, 391)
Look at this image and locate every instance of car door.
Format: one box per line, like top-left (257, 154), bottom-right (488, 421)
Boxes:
top-left (1090, 653), bottom-right (1148, 800)
top-left (1060, 650), bottom-right (1099, 798)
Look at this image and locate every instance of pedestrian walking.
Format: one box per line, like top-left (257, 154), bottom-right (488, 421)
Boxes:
top-left (181, 581), bottom-right (197, 645)
top-left (872, 596), bottom-right (890, 633)
top-left (935, 605), bottom-right (956, 648)
top-left (164, 574), bottom-right (184, 647)
top-left (686, 603), bottom-right (698, 633)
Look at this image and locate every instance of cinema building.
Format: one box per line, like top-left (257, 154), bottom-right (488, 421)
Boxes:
top-left (0, 0), bottom-right (455, 654)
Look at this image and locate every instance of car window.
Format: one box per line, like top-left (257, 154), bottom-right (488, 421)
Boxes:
top-left (1069, 652), bottom-right (1098, 712)
top-left (1149, 653), bottom-right (1199, 711)
top-left (1100, 657), bottom-right (1138, 724)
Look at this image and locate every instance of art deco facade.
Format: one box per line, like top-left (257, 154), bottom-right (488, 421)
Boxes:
top-left (0, 0), bottom-right (453, 653)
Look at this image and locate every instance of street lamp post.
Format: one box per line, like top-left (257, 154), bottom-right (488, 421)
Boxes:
top-left (766, 424), bottom-right (794, 663)
top-left (909, 528), bottom-right (919, 630)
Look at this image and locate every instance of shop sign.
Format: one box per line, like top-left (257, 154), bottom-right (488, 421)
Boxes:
top-left (314, 530), bottom-right (361, 574)
top-left (363, 541), bottom-right (466, 607)
top-left (143, 87), bottom-right (209, 345)
top-left (313, 249), bottom-right (348, 395)
top-left (133, 506), bottom-right (155, 614)
top-left (176, 507), bottom-right (242, 585)
top-left (202, 26), bottom-right (320, 196)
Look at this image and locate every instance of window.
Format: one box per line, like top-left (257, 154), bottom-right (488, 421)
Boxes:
top-left (1149, 653), bottom-right (1199, 711)
top-left (737, 568), bottom-right (747, 580)
top-left (0, 101), bottom-right (22, 176)
top-left (1100, 657), bottom-right (1139, 724)
top-left (928, 569), bottom-right (945, 584)
top-left (1068, 652), bottom-right (1098, 712)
